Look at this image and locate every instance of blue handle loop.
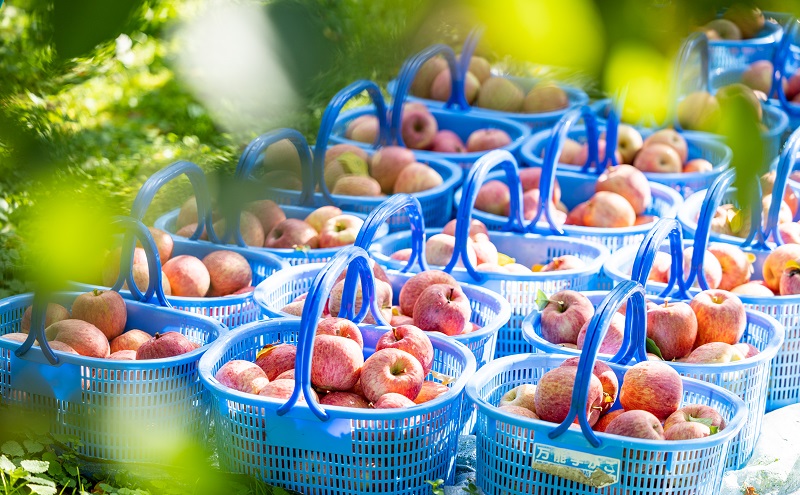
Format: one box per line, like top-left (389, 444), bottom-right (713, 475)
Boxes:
top-left (15, 291), bottom-right (58, 365)
top-left (526, 106), bottom-right (600, 235)
top-left (445, 150), bottom-right (524, 279)
top-left (391, 44), bottom-right (468, 147)
top-left (354, 194), bottom-right (429, 274)
top-left (630, 218), bottom-right (691, 299)
top-left (671, 33), bottom-right (710, 131)
top-left (549, 280), bottom-right (648, 447)
top-left (314, 80), bottom-right (390, 205)
top-left (458, 26), bottom-right (485, 79)
top-left (278, 246), bottom-right (384, 421)
top-left (130, 160), bottom-right (221, 244)
top-left (764, 126), bottom-right (800, 244)
top-left (578, 107), bottom-right (620, 175)
top-left (234, 129), bottom-right (315, 207)
top-left (771, 18), bottom-right (800, 115)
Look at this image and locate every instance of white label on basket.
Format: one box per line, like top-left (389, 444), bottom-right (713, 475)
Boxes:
top-left (531, 444), bottom-right (620, 488)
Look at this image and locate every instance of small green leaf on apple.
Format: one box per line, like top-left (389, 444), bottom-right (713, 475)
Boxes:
top-left (688, 416), bottom-right (713, 427)
top-left (535, 289), bottom-right (550, 311)
top-left (729, 208), bottom-right (744, 234)
top-left (255, 343), bottom-right (277, 361)
top-left (709, 425), bottom-right (719, 435)
top-left (646, 338), bottom-right (664, 361)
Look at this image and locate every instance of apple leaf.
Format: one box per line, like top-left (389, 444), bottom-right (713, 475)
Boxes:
top-left (688, 416), bottom-right (713, 427)
top-left (497, 252), bottom-right (516, 266)
top-left (255, 343), bottom-right (277, 361)
top-left (729, 208), bottom-right (744, 234)
top-left (709, 425), bottom-right (719, 435)
top-left (646, 338), bottom-right (664, 361)
top-left (535, 289), bottom-right (551, 311)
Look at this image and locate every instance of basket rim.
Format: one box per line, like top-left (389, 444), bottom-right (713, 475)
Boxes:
top-left (368, 227), bottom-right (611, 282)
top-left (252, 262), bottom-right (512, 345)
top-left (707, 18), bottom-right (783, 47)
top-left (519, 124), bottom-right (734, 182)
top-left (465, 353), bottom-right (748, 451)
top-left (331, 105), bottom-right (531, 161)
top-left (0, 291), bottom-right (224, 368)
top-left (520, 290), bottom-right (786, 371)
top-left (197, 317), bottom-right (477, 419)
top-left (453, 170), bottom-right (685, 237)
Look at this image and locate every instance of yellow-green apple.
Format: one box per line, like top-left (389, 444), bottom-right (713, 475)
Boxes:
top-left (763, 244), bottom-right (800, 291)
top-left (360, 348), bottom-right (424, 402)
top-left (677, 91), bottom-right (721, 132)
top-left (393, 163), bottom-right (443, 194)
top-left (442, 218), bottom-right (490, 240)
top-left (523, 83), bottom-right (569, 113)
top-left (310, 334), bottom-right (364, 391)
top-left (683, 246), bottom-right (723, 289)
top-left (779, 262), bottom-right (800, 295)
top-left (606, 410), bottom-right (665, 440)
top-left (400, 105), bottom-right (438, 150)
top-left (644, 129), bottom-right (689, 163)
top-left (468, 56), bottom-right (491, 83)
top-left (46, 319), bottom-right (110, 358)
top-left (614, 124), bottom-right (644, 164)
top-left (708, 243), bottom-right (753, 290)
top-left (576, 139), bottom-right (622, 167)
top-left (476, 77), bottom-right (524, 112)
top-left (684, 158), bottom-right (714, 173)
top-left (110, 329), bottom-right (152, 353)
top-left (424, 233), bottom-right (477, 267)
top-left (619, 361), bottom-right (683, 421)
top-left (499, 384), bottom-right (538, 414)
top-left (256, 343), bottom-right (297, 381)
top-left (373, 392), bottom-right (417, 408)
top-left (398, 270), bottom-right (457, 316)
top-left (731, 280), bottom-right (774, 297)
top-left (539, 290), bottom-right (594, 345)
top-left (466, 129), bottom-right (512, 152)
top-left (215, 360), bottom-right (269, 393)
top-left (648, 250), bottom-right (673, 283)
top-left (411, 57), bottom-right (448, 98)
top-left (376, 325), bottom-right (434, 374)
top-left (303, 206), bottom-right (342, 234)
top-left (202, 250), bottom-right (252, 297)
top-left (596, 164), bottom-right (652, 215)
top-left (475, 180), bottom-right (511, 216)
top-left (246, 200), bottom-right (286, 236)
top-left (20, 303), bottom-right (70, 334)
top-left (723, 4), bottom-right (765, 38)
top-left (176, 196), bottom-right (222, 230)
top-left (324, 151), bottom-right (369, 190)
top-left (583, 191), bottom-right (636, 227)
top-left (136, 331), bottom-right (194, 359)
top-left (320, 391), bottom-right (370, 408)
top-left (717, 83), bottom-right (763, 121)
top-left (317, 317), bottom-right (364, 349)
top-left (499, 404), bottom-right (539, 419)
top-left (634, 143), bottom-right (683, 173)
top-left (265, 219), bottom-right (319, 249)
top-left (534, 366), bottom-right (603, 426)
top-left (413, 283), bottom-right (472, 336)
top-left (593, 409), bottom-right (624, 432)
top-left (70, 289), bottom-right (127, 341)
top-left (430, 130), bottom-right (467, 153)
top-left (430, 69), bottom-right (480, 103)
top-left (647, 301), bottom-right (698, 361)
top-left (685, 341), bottom-right (746, 363)
top-left (325, 144), bottom-right (369, 165)
top-left (319, 215), bottom-right (364, 248)
top-left (212, 211), bottom-right (265, 248)
top-left (690, 289), bottom-right (747, 346)
top-left (705, 18), bottom-right (742, 40)
top-left (560, 357), bottom-right (619, 414)
top-left (329, 278), bottom-right (393, 324)
top-left (332, 175), bottom-right (382, 196)
top-left (577, 311), bottom-right (624, 355)
top-left (369, 146), bottom-right (416, 193)
top-left (734, 342), bottom-right (759, 358)
top-left (262, 138), bottom-right (302, 174)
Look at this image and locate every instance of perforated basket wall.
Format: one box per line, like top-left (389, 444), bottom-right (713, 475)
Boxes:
top-left (707, 18), bottom-right (783, 72)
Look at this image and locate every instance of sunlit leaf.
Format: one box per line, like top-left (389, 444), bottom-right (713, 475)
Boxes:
top-left (535, 289), bottom-right (550, 311)
top-left (646, 338), bottom-right (664, 361)
top-left (1, 440), bottom-right (24, 457)
top-left (20, 459), bottom-right (49, 474)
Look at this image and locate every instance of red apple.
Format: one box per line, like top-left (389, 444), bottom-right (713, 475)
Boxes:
top-left (596, 165), bottom-right (652, 215)
top-left (634, 143), bottom-right (683, 174)
top-left (643, 129), bottom-right (689, 163)
top-left (46, 319), bottom-right (110, 358)
top-left (360, 348), bottom-right (424, 402)
top-left (304, 206), bottom-right (342, 234)
top-left (731, 280), bottom-right (774, 297)
top-left (412, 284), bottom-right (472, 336)
top-left (734, 342), bottom-right (759, 358)
top-left (647, 300), bottom-right (698, 361)
top-left (393, 163), bottom-right (443, 194)
top-left (619, 361), bottom-right (683, 421)
top-left (466, 129), bottom-right (512, 152)
top-left (136, 331), bottom-right (195, 360)
top-left (376, 325), bottom-right (434, 375)
top-left (110, 329), bottom-right (152, 353)
top-left (475, 180), bottom-right (511, 216)
top-left (683, 247), bottom-right (723, 289)
top-left (316, 318), bottom-right (364, 349)
top-left (498, 404), bottom-right (539, 419)
top-left (614, 124), bottom-right (644, 164)
top-left (318, 215), bottom-right (364, 248)
top-left (534, 366), bottom-right (603, 426)
top-left (202, 250), bottom-right (253, 297)
top-left (20, 303), bottom-right (70, 334)
top-left (684, 159), bottom-right (714, 173)
top-left (373, 392), bottom-right (417, 409)
top-left (583, 191), bottom-right (636, 228)
top-left (763, 244), bottom-right (800, 291)
top-left (605, 410), bottom-right (665, 440)
top-left (593, 409), bottom-right (624, 433)
top-left (576, 312), bottom-right (625, 355)
top-left (246, 200), bottom-right (286, 236)
top-left (398, 270), bottom-right (457, 317)
top-left (265, 219), bottom-right (319, 249)
top-left (319, 391), bottom-right (370, 408)
top-left (215, 360), bottom-right (269, 393)
top-left (560, 357), bottom-right (619, 414)
top-left (499, 384), bottom-right (538, 414)
top-left (690, 289), bottom-right (747, 347)
top-left (685, 342), bottom-right (746, 363)
top-left (424, 233), bottom-right (477, 267)
top-left (414, 380), bottom-right (450, 404)
top-left (400, 106), bottom-right (438, 150)
top-left (539, 290), bottom-right (594, 345)
top-left (708, 243), bottom-right (753, 291)
top-left (255, 343), bottom-right (297, 381)
top-left (430, 130), bottom-right (467, 153)
top-left (369, 146), bottom-right (416, 193)
top-left (163, 255), bottom-right (211, 297)
top-left (310, 334), bottom-right (364, 392)
top-left (70, 289), bottom-right (127, 341)
top-left (444, 218), bottom-right (490, 240)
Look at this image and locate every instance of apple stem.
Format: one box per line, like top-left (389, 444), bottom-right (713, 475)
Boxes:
top-left (93, 288), bottom-right (102, 297)
top-left (449, 287), bottom-right (455, 301)
top-left (153, 332), bottom-right (162, 339)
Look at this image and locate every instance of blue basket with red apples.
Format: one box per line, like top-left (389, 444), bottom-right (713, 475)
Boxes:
top-left (0, 216), bottom-right (226, 465)
top-left (671, 33), bottom-right (789, 163)
top-left (524, 217), bottom-right (783, 469)
top-left (328, 44), bottom-right (531, 170)
top-left (696, 5), bottom-right (784, 71)
top-left (198, 245), bottom-right (477, 494)
top-left (519, 104), bottom-right (733, 198)
top-left (367, 153), bottom-right (610, 359)
top-left (385, 28), bottom-right (589, 132)
top-left (453, 107), bottom-right (684, 254)
top-left (468, 279), bottom-right (747, 495)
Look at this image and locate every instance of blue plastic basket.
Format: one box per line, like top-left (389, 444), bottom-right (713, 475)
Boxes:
top-left (198, 246), bottom-right (476, 494)
top-left (468, 280), bottom-right (747, 495)
top-left (385, 30), bottom-right (590, 132)
top-left (455, 108), bottom-right (684, 254)
top-left (0, 217), bottom-right (226, 464)
top-left (328, 44), bottom-right (531, 170)
top-left (706, 12), bottom-right (783, 71)
top-left (73, 162), bottom-right (287, 328)
top-left (151, 154), bottom-right (389, 264)
top-left (519, 105), bottom-right (733, 198)
top-left (368, 152), bottom-right (610, 359)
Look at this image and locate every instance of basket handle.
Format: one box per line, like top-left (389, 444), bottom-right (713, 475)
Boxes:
top-left (234, 129), bottom-right (315, 207)
top-left (458, 26), bottom-right (485, 79)
top-left (129, 160), bottom-right (221, 244)
top-left (771, 18), bottom-right (800, 115)
top-left (445, 150), bottom-right (525, 279)
top-left (578, 106), bottom-right (620, 176)
top-left (764, 126), bottom-right (800, 244)
top-left (16, 216), bottom-right (170, 366)
top-left (630, 218), bottom-right (691, 299)
top-left (354, 194), bottom-right (429, 273)
top-left (525, 106), bottom-right (599, 235)
top-left (548, 279), bottom-right (648, 447)
top-left (313, 79), bottom-right (390, 205)
top-left (391, 44), bottom-right (467, 147)
top-left (278, 246), bottom-right (384, 421)
top-left (671, 33), bottom-right (710, 131)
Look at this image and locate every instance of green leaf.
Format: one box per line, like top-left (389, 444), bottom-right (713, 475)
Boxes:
top-left (21, 459), bottom-right (49, 474)
top-left (710, 425), bottom-right (719, 435)
top-left (64, 463), bottom-right (79, 476)
top-left (689, 416), bottom-right (714, 427)
top-left (23, 439), bottom-right (44, 453)
top-left (24, 476), bottom-right (56, 487)
top-left (535, 289), bottom-right (550, 311)
top-left (729, 208), bottom-right (744, 234)
top-left (1, 440), bottom-right (24, 457)
top-left (0, 455), bottom-right (16, 472)
top-left (646, 338), bottom-right (664, 361)
top-left (28, 485), bottom-right (58, 495)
